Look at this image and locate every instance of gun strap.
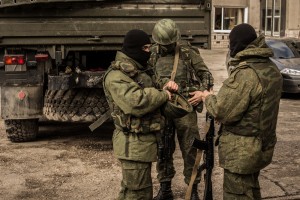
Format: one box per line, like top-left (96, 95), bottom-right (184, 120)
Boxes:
top-left (170, 43), bottom-right (180, 81)
top-left (185, 115), bottom-right (212, 200)
top-left (89, 110), bottom-right (111, 132)
top-left (185, 149), bottom-right (203, 200)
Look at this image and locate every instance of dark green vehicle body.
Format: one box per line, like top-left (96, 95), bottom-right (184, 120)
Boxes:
top-left (0, 0), bottom-right (211, 142)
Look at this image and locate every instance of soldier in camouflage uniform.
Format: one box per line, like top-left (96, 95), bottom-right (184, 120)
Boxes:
top-left (103, 29), bottom-right (178, 200)
top-left (201, 24), bottom-right (283, 200)
top-left (149, 19), bottom-right (214, 200)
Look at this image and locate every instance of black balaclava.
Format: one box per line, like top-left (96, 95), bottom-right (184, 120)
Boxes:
top-left (229, 23), bottom-right (257, 57)
top-left (121, 29), bottom-right (151, 67)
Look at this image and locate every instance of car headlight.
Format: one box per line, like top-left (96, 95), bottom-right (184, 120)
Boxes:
top-left (281, 68), bottom-right (300, 75)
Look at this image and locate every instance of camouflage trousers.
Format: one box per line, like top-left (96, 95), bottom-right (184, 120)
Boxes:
top-left (156, 111), bottom-right (201, 184)
top-left (223, 169), bottom-right (262, 200)
top-left (118, 159), bottom-right (153, 200)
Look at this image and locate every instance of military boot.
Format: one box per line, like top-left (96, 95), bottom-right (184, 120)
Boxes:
top-left (191, 184), bottom-right (200, 200)
top-left (153, 181), bottom-right (174, 200)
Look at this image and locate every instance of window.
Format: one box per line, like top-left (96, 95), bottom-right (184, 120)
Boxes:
top-left (214, 7), bottom-right (247, 32)
top-left (262, 0), bottom-right (281, 36)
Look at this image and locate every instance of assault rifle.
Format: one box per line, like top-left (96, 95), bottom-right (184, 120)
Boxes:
top-left (194, 113), bottom-right (214, 200)
top-left (157, 119), bottom-right (175, 176)
top-left (186, 113), bottom-right (215, 200)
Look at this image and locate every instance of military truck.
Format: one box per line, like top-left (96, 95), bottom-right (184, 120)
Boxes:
top-left (0, 0), bottom-right (211, 142)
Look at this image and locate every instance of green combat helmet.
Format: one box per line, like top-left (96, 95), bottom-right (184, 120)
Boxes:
top-left (162, 93), bottom-right (193, 118)
top-left (152, 19), bottom-right (181, 45)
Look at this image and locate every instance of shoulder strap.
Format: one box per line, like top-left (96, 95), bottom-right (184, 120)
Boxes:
top-left (185, 149), bottom-right (203, 200)
top-left (170, 43), bottom-right (180, 81)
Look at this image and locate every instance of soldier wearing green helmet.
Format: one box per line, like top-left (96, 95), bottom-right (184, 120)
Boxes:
top-left (149, 19), bottom-right (214, 200)
top-left (152, 18), bottom-right (181, 46)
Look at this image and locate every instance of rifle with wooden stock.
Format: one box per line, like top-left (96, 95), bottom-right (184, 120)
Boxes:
top-left (185, 113), bottom-right (215, 200)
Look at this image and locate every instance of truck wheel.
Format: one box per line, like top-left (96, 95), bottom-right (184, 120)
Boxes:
top-left (43, 89), bottom-right (109, 122)
top-left (4, 119), bottom-right (38, 142)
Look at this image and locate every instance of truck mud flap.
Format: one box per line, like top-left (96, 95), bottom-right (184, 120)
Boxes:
top-left (0, 86), bottom-right (43, 119)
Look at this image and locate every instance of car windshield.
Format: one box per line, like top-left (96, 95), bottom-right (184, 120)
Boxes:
top-left (266, 40), bottom-right (295, 59)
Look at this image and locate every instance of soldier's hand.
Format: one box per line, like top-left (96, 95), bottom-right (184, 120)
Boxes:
top-left (188, 91), bottom-right (203, 106)
top-left (164, 90), bottom-right (172, 100)
top-left (163, 81), bottom-right (178, 92)
top-left (201, 89), bottom-right (214, 102)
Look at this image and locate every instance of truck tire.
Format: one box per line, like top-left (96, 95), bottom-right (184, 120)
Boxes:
top-left (4, 119), bottom-right (38, 142)
top-left (43, 89), bottom-right (109, 122)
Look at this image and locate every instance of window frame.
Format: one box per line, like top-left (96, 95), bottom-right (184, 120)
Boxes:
top-left (213, 6), bottom-right (248, 33)
top-left (264, 0), bottom-right (281, 36)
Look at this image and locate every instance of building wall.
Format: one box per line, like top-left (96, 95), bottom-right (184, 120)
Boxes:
top-left (213, 0), bottom-right (247, 7)
top-left (211, 0), bottom-right (250, 48)
top-left (248, 0), bottom-right (260, 31)
top-left (285, 0), bottom-right (300, 38)
top-left (211, 0), bottom-right (300, 49)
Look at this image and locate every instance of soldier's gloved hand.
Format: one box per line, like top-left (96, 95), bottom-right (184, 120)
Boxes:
top-left (163, 80), bottom-right (178, 92)
top-left (188, 91), bottom-right (203, 106)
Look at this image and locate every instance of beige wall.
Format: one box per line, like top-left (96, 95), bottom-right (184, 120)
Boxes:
top-left (211, 0), bottom-right (250, 48)
top-left (213, 0), bottom-right (247, 7)
top-left (211, 0), bottom-right (300, 48)
top-left (248, 0), bottom-right (260, 31)
top-left (285, 0), bottom-right (300, 37)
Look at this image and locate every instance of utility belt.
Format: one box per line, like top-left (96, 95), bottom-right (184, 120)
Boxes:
top-left (111, 108), bottom-right (164, 134)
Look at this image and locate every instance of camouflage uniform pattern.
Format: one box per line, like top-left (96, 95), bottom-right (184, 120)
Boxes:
top-left (152, 18), bottom-right (181, 45)
top-left (223, 169), bottom-right (261, 200)
top-left (155, 111), bottom-right (200, 184)
top-left (149, 41), bottom-right (213, 184)
top-left (103, 51), bottom-right (169, 200)
top-left (205, 35), bottom-right (283, 199)
top-left (149, 41), bottom-right (213, 92)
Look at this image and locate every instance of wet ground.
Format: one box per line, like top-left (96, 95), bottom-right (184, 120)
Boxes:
top-left (0, 49), bottom-right (299, 200)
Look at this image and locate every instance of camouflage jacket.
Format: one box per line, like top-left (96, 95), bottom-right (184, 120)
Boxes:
top-left (103, 51), bottom-right (169, 162)
top-left (148, 41), bottom-right (214, 93)
top-left (205, 35), bottom-right (283, 174)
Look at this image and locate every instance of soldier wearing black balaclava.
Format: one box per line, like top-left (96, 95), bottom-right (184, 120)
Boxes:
top-left (229, 23), bottom-right (258, 57)
top-left (121, 29), bottom-right (152, 67)
top-left (103, 29), bottom-right (179, 200)
top-left (201, 23), bottom-right (283, 200)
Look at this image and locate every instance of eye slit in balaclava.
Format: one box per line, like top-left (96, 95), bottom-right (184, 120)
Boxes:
top-left (121, 29), bottom-right (151, 67)
top-left (229, 23), bottom-right (257, 57)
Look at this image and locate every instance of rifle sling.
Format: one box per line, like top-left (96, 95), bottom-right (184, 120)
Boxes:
top-left (185, 149), bottom-right (203, 200)
top-left (185, 117), bottom-right (212, 200)
top-left (170, 43), bottom-right (180, 81)
top-left (89, 110), bottom-right (111, 132)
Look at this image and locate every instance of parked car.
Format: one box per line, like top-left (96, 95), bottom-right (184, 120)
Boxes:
top-left (266, 38), bottom-right (300, 93)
